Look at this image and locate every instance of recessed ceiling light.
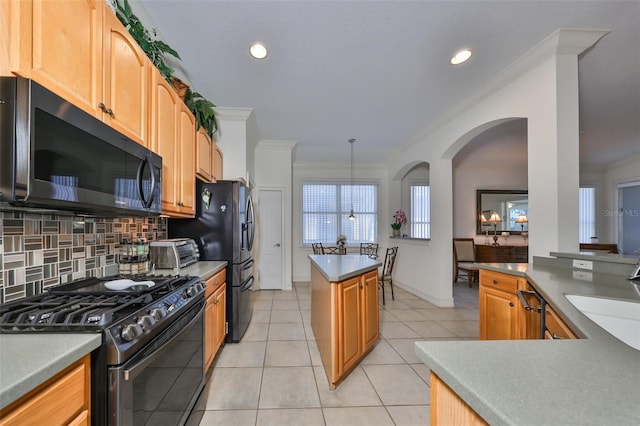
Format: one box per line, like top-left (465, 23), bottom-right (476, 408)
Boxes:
top-left (450, 49), bottom-right (472, 65)
top-left (249, 42), bottom-right (268, 59)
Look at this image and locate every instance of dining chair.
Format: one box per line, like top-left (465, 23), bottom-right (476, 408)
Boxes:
top-left (453, 238), bottom-right (480, 287)
top-left (359, 242), bottom-right (379, 259)
top-left (379, 246), bottom-right (398, 305)
top-left (311, 243), bottom-right (323, 255)
top-left (323, 246), bottom-right (346, 255)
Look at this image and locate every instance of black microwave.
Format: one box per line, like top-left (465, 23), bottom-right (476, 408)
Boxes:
top-left (0, 77), bottom-right (162, 216)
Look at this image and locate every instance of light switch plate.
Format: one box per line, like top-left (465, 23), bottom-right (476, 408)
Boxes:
top-left (573, 259), bottom-right (593, 271)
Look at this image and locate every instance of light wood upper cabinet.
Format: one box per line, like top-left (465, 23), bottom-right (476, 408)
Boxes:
top-left (10, 0), bottom-right (148, 145)
top-left (196, 128), bottom-right (224, 183)
top-left (177, 102), bottom-right (196, 215)
top-left (150, 68), bottom-right (195, 217)
top-left (18, 0), bottom-right (103, 116)
top-left (213, 141), bottom-right (224, 181)
top-left (196, 127), bottom-right (214, 182)
top-left (101, 6), bottom-right (148, 145)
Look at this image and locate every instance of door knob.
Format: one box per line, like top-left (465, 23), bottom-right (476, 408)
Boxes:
top-left (273, 243), bottom-right (281, 247)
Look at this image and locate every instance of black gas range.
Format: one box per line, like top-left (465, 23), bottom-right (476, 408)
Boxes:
top-left (0, 274), bottom-right (207, 425)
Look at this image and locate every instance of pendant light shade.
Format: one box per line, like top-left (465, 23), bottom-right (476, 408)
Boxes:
top-left (348, 139), bottom-right (356, 220)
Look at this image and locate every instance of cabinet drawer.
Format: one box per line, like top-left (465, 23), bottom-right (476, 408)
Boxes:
top-left (545, 305), bottom-right (577, 339)
top-left (480, 270), bottom-right (518, 293)
top-left (205, 269), bottom-right (226, 298)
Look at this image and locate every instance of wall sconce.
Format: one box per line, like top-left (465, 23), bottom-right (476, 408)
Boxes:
top-left (488, 212), bottom-right (502, 246)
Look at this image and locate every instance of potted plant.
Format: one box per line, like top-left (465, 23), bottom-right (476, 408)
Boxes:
top-left (184, 89), bottom-right (218, 138)
top-left (391, 210), bottom-right (406, 237)
top-left (114, 0), bottom-right (181, 83)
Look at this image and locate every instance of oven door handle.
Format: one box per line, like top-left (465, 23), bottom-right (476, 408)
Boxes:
top-left (123, 302), bottom-right (205, 381)
top-left (516, 290), bottom-right (542, 312)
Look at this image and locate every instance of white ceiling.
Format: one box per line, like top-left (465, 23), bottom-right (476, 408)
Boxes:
top-left (135, 0), bottom-right (639, 168)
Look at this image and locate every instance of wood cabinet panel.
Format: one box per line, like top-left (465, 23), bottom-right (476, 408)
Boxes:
top-left (177, 103), bottom-right (196, 215)
top-left (29, 0), bottom-right (103, 118)
top-left (430, 373), bottom-right (488, 426)
top-left (196, 128), bottom-right (214, 182)
top-left (102, 8), bottom-right (148, 145)
top-left (150, 68), bottom-right (196, 217)
top-left (204, 269), bottom-right (227, 371)
top-left (311, 264), bottom-right (380, 389)
top-left (338, 277), bottom-right (362, 375)
top-left (476, 245), bottom-right (528, 263)
top-left (362, 269), bottom-right (379, 350)
top-left (13, 1), bottom-right (148, 145)
top-left (213, 142), bottom-right (224, 181)
top-left (544, 305), bottom-right (577, 339)
top-left (0, 355), bottom-right (90, 426)
top-left (479, 270), bottom-right (529, 340)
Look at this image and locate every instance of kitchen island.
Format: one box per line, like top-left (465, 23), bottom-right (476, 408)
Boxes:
top-left (309, 254), bottom-right (382, 389)
top-left (415, 262), bottom-right (640, 425)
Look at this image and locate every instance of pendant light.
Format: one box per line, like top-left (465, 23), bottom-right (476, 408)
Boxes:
top-left (348, 138), bottom-right (356, 220)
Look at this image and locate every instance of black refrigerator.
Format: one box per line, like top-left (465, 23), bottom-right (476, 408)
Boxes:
top-left (169, 179), bottom-right (254, 342)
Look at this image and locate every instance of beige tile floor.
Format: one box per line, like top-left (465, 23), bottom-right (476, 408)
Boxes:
top-left (188, 280), bottom-right (479, 426)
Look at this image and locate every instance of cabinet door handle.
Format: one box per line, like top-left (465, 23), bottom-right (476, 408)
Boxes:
top-left (359, 283), bottom-right (363, 289)
top-left (509, 302), bottom-right (514, 307)
top-left (106, 108), bottom-right (114, 116)
top-left (98, 102), bottom-right (107, 112)
top-left (493, 279), bottom-right (499, 284)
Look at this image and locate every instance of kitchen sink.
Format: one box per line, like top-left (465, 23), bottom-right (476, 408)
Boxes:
top-left (565, 294), bottom-right (640, 350)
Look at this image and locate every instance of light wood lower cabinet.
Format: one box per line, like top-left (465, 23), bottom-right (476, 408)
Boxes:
top-left (480, 269), bottom-right (577, 341)
top-left (544, 305), bottom-right (578, 339)
top-left (204, 269), bottom-right (227, 371)
top-left (311, 266), bottom-right (379, 389)
top-left (0, 355), bottom-right (91, 426)
top-left (430, 373), bottom-right (487, 426)
top-left (479, 270), bottom-right (527, 340)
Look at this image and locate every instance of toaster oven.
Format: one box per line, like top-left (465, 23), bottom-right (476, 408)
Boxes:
top-left (150, 238), bottom-right (199, 269)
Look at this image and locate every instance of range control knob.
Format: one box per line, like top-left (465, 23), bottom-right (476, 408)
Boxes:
top-left (149, 307), bottom-right (167, 321)
top-left (137, 314), bottom-right (156, 331)
top-left (121, 323), bottom-right (143, 342)
top-left (185, 283), bottom-right (202, 298)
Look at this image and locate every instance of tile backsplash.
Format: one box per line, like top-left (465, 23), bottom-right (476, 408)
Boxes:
top-left (0, 210), bottom-right (167, 304)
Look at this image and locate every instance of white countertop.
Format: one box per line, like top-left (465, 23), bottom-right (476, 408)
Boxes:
top-left (308, 254), bottom-right (382, 282)
top-left (415, 262), bottom-right (640, 425)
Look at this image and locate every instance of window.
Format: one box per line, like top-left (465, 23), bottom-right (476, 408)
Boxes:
top-left (410, 184), bottom-right (431, 238)
top-left (579, 186), bottom-right (596, 243)
top-left (303, 183), bottom-right (377, 245)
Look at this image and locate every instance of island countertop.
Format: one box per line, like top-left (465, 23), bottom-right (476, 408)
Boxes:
top-left (308, 254), bottom-right (382, 282)
top-left (415, 262), bottom-right (640, 425)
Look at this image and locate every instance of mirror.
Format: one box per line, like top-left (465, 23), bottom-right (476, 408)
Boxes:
top-left (476, 189), bottom-right (528, 235)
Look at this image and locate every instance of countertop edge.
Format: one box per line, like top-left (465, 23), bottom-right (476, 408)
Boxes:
top-left (415, 262), bottom-right (640, 425)
top-left (0, 333), bottom-right (102, 410)
top-left (308, 254), bottom-right (382, 282)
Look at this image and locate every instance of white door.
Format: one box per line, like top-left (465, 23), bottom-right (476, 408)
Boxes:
top-left (258, 189), bottom-right (283, 289)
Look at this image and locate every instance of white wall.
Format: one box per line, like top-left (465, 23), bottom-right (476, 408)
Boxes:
top-left (214, 107), bottom-right (253, 182)
top-left (382, 29), bottom-right (607, 307)
top-left (291, 162), bottom-right (388, 282)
